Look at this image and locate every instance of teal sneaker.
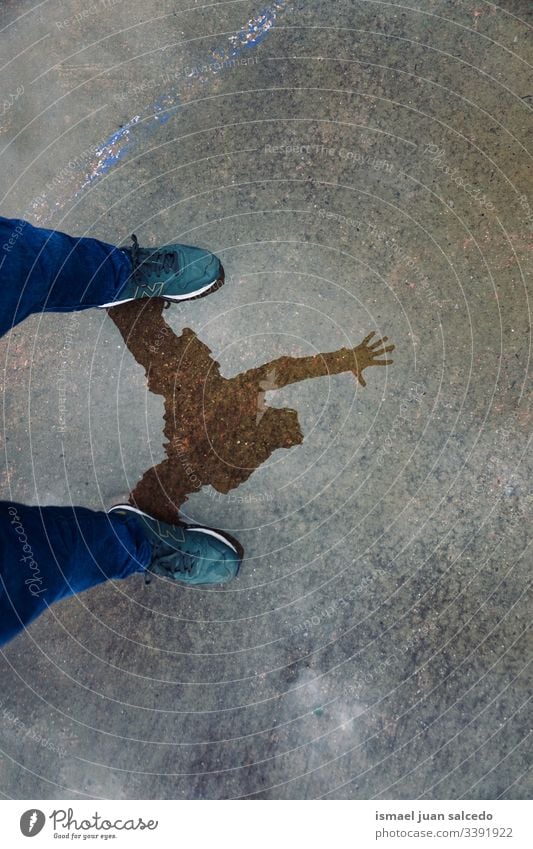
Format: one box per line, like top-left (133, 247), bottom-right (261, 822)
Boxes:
top-left (101, 234), bottom-right (225, 307)
top-left (109, 504), bottom-right (243, 585)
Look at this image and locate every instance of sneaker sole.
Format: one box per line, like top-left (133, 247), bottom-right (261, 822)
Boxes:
top-left (109, 503), bottom-right (243, 559)
top-left (99, 274), bottom-right (224, 309)
top-left (187, 526), bottom-right (244, 562)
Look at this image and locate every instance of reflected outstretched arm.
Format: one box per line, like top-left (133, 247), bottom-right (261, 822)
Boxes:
top-left (249, 332), bottom-right (394, 390)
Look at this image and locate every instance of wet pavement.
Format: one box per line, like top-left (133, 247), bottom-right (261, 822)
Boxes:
top-left (0, 0), bottom-right (531, 799)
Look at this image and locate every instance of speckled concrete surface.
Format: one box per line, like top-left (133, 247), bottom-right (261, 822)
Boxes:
top-left (0, 0), bottom-right (531, 800)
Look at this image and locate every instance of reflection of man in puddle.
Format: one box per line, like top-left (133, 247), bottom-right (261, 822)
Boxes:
top-left (109, 299), bottom-right (394, 524)
top-left (0, 216), bottom-right (392, 648)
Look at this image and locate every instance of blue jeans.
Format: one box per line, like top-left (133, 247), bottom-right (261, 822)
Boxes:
top-left (0, 218), bottom-right (152, 646)
top-left (0, 503), bottom-right (151, 647)
top-left (0, 216), bottom-right (131, 335)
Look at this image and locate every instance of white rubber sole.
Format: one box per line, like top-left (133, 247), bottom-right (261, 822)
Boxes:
top-left (109, 504), bottom-right (238, 554)
top-left (187, 527), bottom-right (238, 553)
top-left (98, 278), bottom-right (219, 309)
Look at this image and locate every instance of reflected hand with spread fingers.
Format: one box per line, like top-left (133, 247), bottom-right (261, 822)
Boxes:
top-left (349, 332), bottom-right (395, 387)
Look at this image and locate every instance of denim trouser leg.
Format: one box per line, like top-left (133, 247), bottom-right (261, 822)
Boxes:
top-left (0, 217), bottom-right (132, 336)
top-left (0, 502), bottom-right (152, 647)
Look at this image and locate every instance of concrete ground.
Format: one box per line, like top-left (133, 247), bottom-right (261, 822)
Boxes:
top-left (0, 0), bottom-right (531, 799)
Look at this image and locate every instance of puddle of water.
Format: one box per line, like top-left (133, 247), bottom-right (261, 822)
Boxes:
top-left (109, 297), bottom-right (393, 522)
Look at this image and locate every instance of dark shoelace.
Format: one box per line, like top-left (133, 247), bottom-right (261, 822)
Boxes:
top-left (144, 540), bottom-right (199, 585)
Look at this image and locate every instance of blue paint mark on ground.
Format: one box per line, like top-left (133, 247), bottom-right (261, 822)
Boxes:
top-left (228, 2), bottom-right (286, 51)
top-left (84, 115), bottom-right (141, 184)
top-left (79, 1), bottom-right (289, 191)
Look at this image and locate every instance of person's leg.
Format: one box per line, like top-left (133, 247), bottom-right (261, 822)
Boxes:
top-left (0, 217), bottom-right (132, 336)
top-left (0, 217), bottom-right (226, 337)
top-left (0, 500), bottom-right (243, 648)
top-left (0, 501), bottom-right (151, 648)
